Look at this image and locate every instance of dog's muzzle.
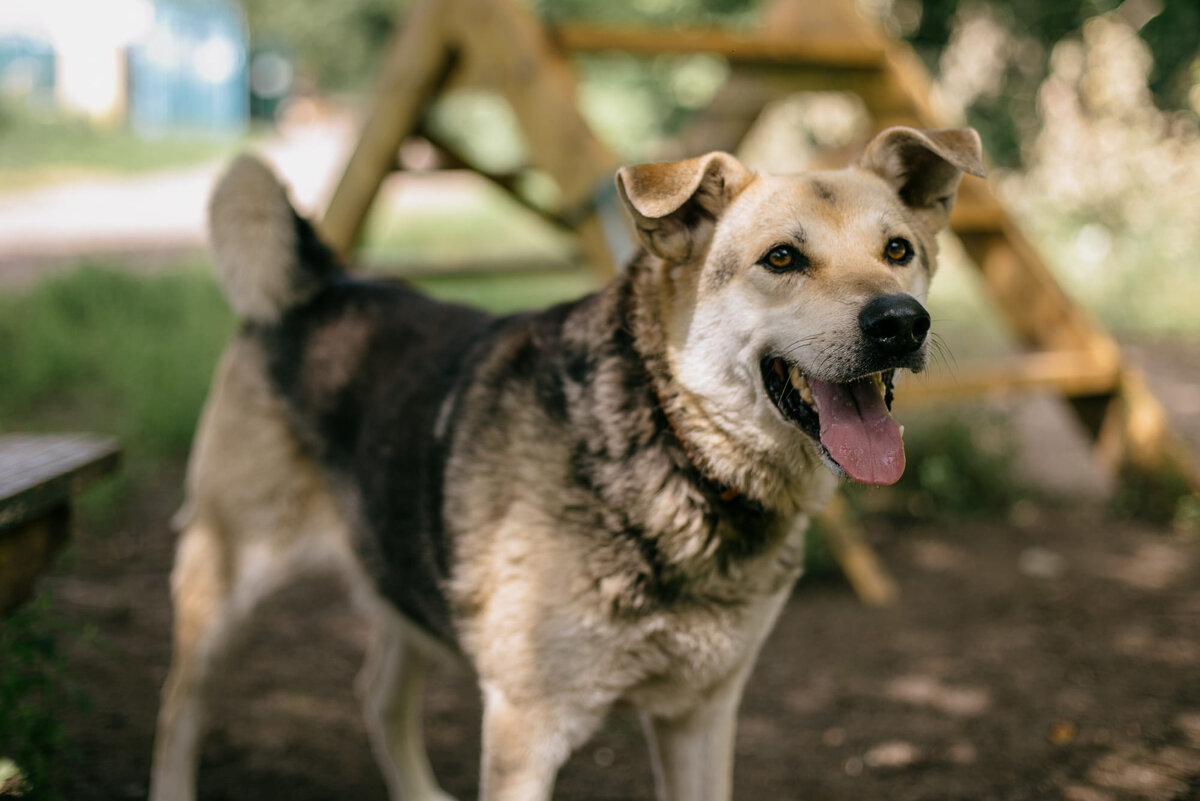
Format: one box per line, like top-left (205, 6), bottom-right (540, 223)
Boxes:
top-left (761, 294), bottom-right (931, 487)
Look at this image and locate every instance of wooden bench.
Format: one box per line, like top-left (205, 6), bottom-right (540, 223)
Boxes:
top-left (0, 434), bottom-right (121, 617)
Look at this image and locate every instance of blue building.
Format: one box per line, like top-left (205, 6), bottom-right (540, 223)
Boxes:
top-left (127, 0), bottom-right (249, 138)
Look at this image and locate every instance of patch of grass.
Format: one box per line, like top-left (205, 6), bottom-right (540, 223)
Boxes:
top-left (0, 264), bottom-right (234, 519)
top-left (1111, 462), bottom-right (1200, 529)
top-left (0, 595), bottom-right (88, 801)
top-left (1018, 210), bottom-right (1200, 340)
top-left (0, 104), bottom-right (249, 187)
top-left (847, 407), bottom-right (1032, 522)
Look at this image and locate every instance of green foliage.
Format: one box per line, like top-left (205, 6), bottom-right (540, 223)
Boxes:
top-left (574, 53), bottom-right (730, 159)
top-left (802, 515), bottom-right (844, 579)
top-left (0, 597), bottom-right (87, 801)
top-left (856, 409), bottom-right (1030, 521)
top-left (0, 264), bottom-right (234, 473)
top-left (907, 0), bottom-right (1198, 166)
top-left (0, 103), bottom-right (244, 186)
top-left (1173, 492), bottom-right (1200, 536)
top-left (1111, 462), bottom-right (1200, 528)
top-left (240, 0), bottom-right (407, 91)
top-left (1024, 216), bottom-right (1200, 339)
top-left (242, 0), bottom-right (759, 94)
top-left (1138, 0), bottom-right (1200, 107)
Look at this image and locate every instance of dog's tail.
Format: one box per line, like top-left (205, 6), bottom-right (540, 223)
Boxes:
top-left (208, 155), bottom-right (341, 324)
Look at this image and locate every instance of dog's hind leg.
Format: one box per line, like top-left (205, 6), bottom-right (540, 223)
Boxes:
top-left (358, 605), bottom-right (456, 801)
top-left (149, 517), bottom-right (236, 801)
top-left (149, 516), bottom-right (296, 801)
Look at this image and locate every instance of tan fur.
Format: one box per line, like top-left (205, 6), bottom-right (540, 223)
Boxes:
top-left (150, 338), bottom-right (452, 801)
top-left (208, 156), bottom-right (309, 323)
top-left (151, 127), bottom-right (984, 801)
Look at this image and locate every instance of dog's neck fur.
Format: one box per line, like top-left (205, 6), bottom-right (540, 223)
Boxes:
top-left (524, 271), bottom-right (800, 613)
top-left (621, 251), bottom-right (838, 520)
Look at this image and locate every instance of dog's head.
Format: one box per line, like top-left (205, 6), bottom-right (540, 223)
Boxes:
top-left (617, 127), bottom-right (985, 489)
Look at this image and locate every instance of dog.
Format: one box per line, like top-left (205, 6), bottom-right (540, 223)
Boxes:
top-left (148, 125), bottom-right (983, 801)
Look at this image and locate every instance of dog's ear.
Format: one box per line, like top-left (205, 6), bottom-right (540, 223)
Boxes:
top-left (860, 127), bottom-right (986, 230)
top-left (616, 152), bottom-right (753, 263)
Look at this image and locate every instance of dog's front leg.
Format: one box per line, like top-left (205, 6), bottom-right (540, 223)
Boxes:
top-left (641, 668), bottom-right (750, 801)
top-left (478, 683), bottom-right (604, 801)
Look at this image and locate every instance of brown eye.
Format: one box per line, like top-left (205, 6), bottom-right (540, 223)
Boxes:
top-left (885, 237), bottom-right (913, 264)
top-left (761, 244), bottom-right (807, 272)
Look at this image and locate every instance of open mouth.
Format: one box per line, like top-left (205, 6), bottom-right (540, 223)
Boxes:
top-left (761, 357), bottom-right (904, 486)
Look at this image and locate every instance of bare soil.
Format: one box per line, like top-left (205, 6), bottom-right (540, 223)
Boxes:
top-left (43, 340), bottom-right (1200, 801)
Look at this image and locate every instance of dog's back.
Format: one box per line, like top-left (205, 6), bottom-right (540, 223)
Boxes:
top-left (201, 157), bottom-right (500, 639)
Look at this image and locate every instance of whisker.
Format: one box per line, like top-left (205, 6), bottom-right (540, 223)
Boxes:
top-left (779, 334), bottom-right (822, 358)
top-left (926, 333), bottom-right (957, 377)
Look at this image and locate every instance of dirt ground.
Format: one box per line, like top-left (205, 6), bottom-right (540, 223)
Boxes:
top-left (40, 343), bottom-right (1200, 801)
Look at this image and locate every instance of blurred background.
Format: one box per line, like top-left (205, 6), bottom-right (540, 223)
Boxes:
top-left (1, 0), bottom-right (1199, 799)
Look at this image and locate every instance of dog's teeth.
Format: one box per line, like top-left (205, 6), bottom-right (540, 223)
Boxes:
top-left (873, 372), bottom-right (885, 393)
top-left (787, 365), bottom-right (814, 405)
top-left (899, 424), bottom-right (905, 439)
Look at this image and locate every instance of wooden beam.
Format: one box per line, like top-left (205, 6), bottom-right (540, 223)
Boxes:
top-left (1, 433), bottom-right (121, 616)
top-left (418, 130), bottom-right (584, 234)
top-left (444, 0), bottom-right (621, 276)
top-left (321, 0), bottom-right (456, 256)
top-left (949, 178), bottom-right (1008, 234)
top-left (958, 228), bottom-right (1121, 359)
top-left (555, 24), bottom-right (885, 69)
top-left (816, 494), bottom-right (899, 607)
top-left (0, 434), bottom-right (121, 532)
top-left (896, 350), bottom-right (1122, 403)
top-left (0, 506), bottom-right (69, 616)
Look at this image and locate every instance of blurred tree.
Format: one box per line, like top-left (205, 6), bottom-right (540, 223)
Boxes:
top-left (907, 0), bottom-right (1200, 165)
top-left (234, 0), bottom-right (1198, 168)
top-left (239, 0), bottom-right (407, 91)
top-left (1139, 0), bottom-right (1200, 105)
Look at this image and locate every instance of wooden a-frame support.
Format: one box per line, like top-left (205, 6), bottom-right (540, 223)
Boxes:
top-left (321, 0), bottom-right (1199, 607)
top-left (320, 0), bottom-right (619, 277)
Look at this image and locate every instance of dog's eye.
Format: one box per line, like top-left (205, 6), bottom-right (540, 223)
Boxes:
top-left (884, 237), bottom-right (914, 265)
top-left (761, 244), bottom-right (808, 272)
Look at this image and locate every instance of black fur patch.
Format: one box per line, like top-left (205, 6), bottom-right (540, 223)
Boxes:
top-left (292, 211), bottom-right (342, 286)
top-left (915, 237), bottom-right (932, 272)
top-left (256, 279), bottom-right (493, 643)
top-left (257, 258), bottom-right (784, 638)
top-left (707, 251), bottom-right (740, 289)
top-left (811, 179), bottom-right (836, 203)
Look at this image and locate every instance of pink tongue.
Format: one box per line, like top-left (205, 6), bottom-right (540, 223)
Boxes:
top-left (807, 376), bottom-right (905, 486)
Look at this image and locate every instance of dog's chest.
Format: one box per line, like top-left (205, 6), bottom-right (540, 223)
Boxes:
top-left (622, 579), bottom-right (796, 716)
top-left (617, 519), bottom-right (807, 715)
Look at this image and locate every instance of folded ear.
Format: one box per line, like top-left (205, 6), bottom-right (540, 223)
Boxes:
top-left (616, 152), bottom-right (753, 263)
top-left (860, 127), bottom-right (986, 230)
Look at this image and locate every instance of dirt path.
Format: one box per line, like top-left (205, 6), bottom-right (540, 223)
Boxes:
top-left (47, 482), bottom-right (1200, 801)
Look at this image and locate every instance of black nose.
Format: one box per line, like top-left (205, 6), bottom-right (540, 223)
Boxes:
top-left (858, 294), bottom-right (930, 357)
